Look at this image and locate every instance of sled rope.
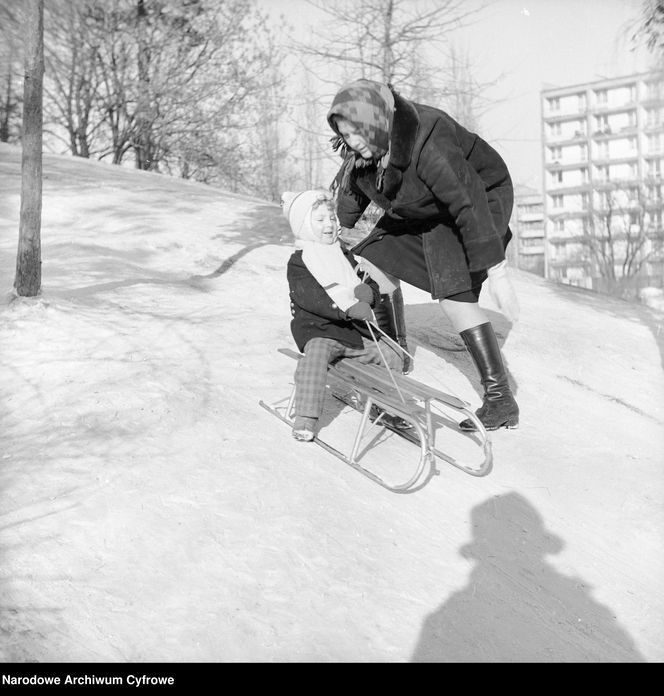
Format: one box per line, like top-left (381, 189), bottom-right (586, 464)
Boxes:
top-left (365, 318), bottom-right (408, 405)
top-left (359, 269), bottom-right (458, 398)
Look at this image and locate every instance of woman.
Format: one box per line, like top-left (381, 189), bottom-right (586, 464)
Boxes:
top-left (327, 78), bottom-right (519, 431)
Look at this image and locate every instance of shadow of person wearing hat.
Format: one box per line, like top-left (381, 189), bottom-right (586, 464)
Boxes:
top-left (411, 492), bottom-right (645, 662)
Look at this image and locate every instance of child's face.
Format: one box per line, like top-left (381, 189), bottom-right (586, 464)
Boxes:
top-left (310, 201), bottom-right (339, 244)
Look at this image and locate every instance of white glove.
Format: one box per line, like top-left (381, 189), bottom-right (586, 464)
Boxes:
top-left (487, 260), bottom-right (520, 322)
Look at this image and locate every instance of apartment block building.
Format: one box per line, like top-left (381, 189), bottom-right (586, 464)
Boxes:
top-left (541, 71), bottom-right (664, 293)
top-left (508, 184), bottom-right (546, 276)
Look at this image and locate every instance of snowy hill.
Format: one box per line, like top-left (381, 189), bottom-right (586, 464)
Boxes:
top-left (1, 142), bottom-right (663, 662)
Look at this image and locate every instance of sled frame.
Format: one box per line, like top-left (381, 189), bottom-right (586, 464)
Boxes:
top-left (259, 348), bottom-right (492, 493)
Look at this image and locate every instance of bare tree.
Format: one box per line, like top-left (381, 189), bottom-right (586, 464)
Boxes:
top-left (632, 0), bottom-right (664, 60)
top-left (42, 0), bottom-right (109, 158)
top-left (296, 0), bottom-right (488, 101)
top-left (586, 182), bottom-right (664, 297)
top-left (15, 0), bottom-right (44, 297)
top-left (0, 2), bottom-right (23, 143)
top-left (40, 0), bottom-right (285, 184)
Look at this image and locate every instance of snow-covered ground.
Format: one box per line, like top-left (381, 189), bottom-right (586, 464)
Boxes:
top-left (1, 142), bottom-right (663, 662)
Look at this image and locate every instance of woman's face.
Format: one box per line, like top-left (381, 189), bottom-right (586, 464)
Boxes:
top-left (334, 116), bottom-right (373, 159)
top-left (310, 200), bottom-right (339, 244)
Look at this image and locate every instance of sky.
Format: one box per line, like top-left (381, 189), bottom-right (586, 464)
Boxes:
top-left (261, 0), bottom-right (654, 191)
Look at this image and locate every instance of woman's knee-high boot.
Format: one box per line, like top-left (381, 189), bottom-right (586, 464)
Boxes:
top-left (458, 321), bottom-right (519, 431)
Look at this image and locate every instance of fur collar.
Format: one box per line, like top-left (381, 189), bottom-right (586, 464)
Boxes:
top-left (382, 91), bottom-right (419, 197)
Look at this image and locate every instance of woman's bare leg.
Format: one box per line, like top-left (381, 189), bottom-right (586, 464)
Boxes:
top-left (438, 298), bottom-right (488, 333)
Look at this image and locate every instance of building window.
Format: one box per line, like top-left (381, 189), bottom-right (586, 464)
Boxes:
top-left (647, 184), bottom-right (661, 201)
top-left (648, 133), bottom-right (661, 153)
top-left (578, 93), bottom-right (587, 111)
top-left (595, 165), bottom-right (609, 181)
top-left (552, 194), bottom-right (564, 208)
top-left (581, 167), bottom-right (589, 183)
top-left (549, 122), bottom-right (562, 137)
top-left (646, 81), bottom-right (663, 100)
top-left (520, 238), bottom-right (542, 248)
top-left (579, 143), bottom-right (587, 161)
top-left (595, 89), bottom-right (608, 105)
top-left (555, 219), bottom-right (566, 233)
top-left (628, 136), bottom-right (637, 151)
top-left (549, 146), bottom-right (562, 161)
top-left (595, 141), bottom-right (609, 159)
top-left (581, 192), bottom-right (589, 210)
top-left (647, 159), bottom-right (662, 177)
top-left (574, 121), bottom-right (587, 137)
top-left (548, 97), bottom-right (560, 112)
top-left (646, 108), bottom-right (662, 126)
top-left (595, 114), bottom-right (609, 131)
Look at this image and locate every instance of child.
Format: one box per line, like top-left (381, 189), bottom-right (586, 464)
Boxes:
top-left (282, 189), bottom-right (402, 442)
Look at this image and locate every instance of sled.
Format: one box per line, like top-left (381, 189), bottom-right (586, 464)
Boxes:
top-left (259, 347), bottom-right (492, 494)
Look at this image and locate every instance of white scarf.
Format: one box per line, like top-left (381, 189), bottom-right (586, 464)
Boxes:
top-left (297, 239), bottom-right (361, 313)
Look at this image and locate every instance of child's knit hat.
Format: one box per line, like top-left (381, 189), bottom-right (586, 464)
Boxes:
top-left (281, 189), bottom-right (332, 242)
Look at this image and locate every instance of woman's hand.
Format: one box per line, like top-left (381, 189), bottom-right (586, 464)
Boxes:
top-left (487, 260), bottom-right (520, 322)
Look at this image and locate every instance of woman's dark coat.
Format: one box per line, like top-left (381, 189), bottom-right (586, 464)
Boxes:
top-left (287, 246), bottom-right (386, 353)
top-left (336, 91), bottom-right (514, 299)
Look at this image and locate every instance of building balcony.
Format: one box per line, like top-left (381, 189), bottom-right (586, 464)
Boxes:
top-left (518, 229), bottom-right (545, 239)
top-left (545, 160), bottom-right (589, 170)
top-left (543, 111), bottom-right (588, 123)
top-left (641, 95), bottom-right (664, 107)
top-left (591, 154), bottom-right (639, 166)
top-left (517, 212), bottom-right (544, 223)
top-left (591, 102), bottom-right (638, 114)
top-left (546, 182), bottom-right (592, 195)
top-left (547, 234), bottom-right (588, 245)
top-left (519, 247), bottom-right (545, 255)
top-left (591, 128), bottom-right (639, 141)
top-left (546, 209), bottom-right (591, 219)
top-left (547, 257), bottom-right (592, 268)
top-left (544, 132), bottom-right (588, 145)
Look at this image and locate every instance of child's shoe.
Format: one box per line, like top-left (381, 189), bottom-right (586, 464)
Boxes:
top-left (292, 416), bottom-right (317, 442)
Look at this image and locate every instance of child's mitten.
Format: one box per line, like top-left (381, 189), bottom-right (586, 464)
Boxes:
top-left (346, 301), bottom-right (373, 321)
top-left (353, 283), bottom-right (374, 304)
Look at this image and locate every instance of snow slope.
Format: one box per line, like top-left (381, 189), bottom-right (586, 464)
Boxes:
top-left (1, 143), bottom-right (663, 662)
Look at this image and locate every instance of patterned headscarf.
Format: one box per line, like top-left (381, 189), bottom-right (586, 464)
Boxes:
top-left (327, 78), bottom-right (394, 158)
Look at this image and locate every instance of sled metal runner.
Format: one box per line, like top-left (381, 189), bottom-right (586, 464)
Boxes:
top-left (259, 348), bottom-right (492, 493)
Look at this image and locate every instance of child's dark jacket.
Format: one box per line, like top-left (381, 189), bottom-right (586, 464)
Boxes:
top-left (287, 246), bottom-right (382, 353)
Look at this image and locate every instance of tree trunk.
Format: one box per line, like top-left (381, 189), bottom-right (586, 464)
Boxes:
top-left (15, 0), bottom-right (44, 297)
top-left (135, 0), bottom-right (152, 170)
top-left (1, 46), bottom-right (14, 142)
